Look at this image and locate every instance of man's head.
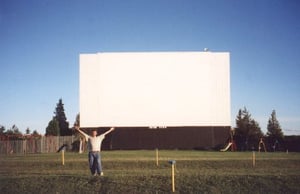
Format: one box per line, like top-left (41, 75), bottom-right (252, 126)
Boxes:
top-left (91, 129), bottom-right (97, 137)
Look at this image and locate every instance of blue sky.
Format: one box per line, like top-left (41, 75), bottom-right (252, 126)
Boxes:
top-left (0, 0), bottom-right (299, 135)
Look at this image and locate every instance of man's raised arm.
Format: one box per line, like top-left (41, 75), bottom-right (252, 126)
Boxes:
top-left (102, 127), bottom-right (115, 136)
top-left (74, 126), bottom-right (89, 140)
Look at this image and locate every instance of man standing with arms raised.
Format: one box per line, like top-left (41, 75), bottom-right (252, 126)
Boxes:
top-left (75, 126), bottom-right (115, 176)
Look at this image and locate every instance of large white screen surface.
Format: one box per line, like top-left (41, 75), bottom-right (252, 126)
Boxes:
top-left (80, 51), bottom-right (230, 127)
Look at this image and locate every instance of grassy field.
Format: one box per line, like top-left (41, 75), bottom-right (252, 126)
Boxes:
top-left (1, 150), bottom-right (300, 194)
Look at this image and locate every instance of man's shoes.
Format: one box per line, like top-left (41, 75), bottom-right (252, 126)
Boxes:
top-left (93, 172), bottom-right (104, 176)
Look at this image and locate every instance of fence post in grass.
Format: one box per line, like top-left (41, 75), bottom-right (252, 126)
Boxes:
top-left (168, 160), bottom-right (176, 192)
top-left (252, 151), bottom-right (255, 167)
top-left (156, 148), bottom-right (159, 166)
top-left (62, 149), bottom-right (65, 165)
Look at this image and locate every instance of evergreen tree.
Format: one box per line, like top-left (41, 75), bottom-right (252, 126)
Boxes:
top-left (235, 107), bottom-right (264, 150)
top-left (45, 118), bottom-right (60, 136)
top-left (74, 113), bottom-right (80, 127)
top-left (32, 130), bottom-right (40, 136)
top-left (26, 127), bottom-right (30, 135)
top-left (0, 125), bottom-right (5, 134)
top-left (267, 110), bottom-right (284, 146)
top-left (9, 125), bottom-right (22, 135)
top-left (54, 98), bottom-right (71, 136)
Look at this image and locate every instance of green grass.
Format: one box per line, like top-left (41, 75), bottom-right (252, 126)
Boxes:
top-left (1, 150), bottom-right (300, 193)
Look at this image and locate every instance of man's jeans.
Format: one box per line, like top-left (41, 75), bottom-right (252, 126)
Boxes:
top-left (88, 151), bottom-right (102, 175)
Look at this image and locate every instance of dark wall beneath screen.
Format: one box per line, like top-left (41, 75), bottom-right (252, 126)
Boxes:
top-left (82, 126), bottom-right (230, 150)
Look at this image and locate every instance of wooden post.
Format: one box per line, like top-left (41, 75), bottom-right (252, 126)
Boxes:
top-left (171, 163), bottom-right (175, 192)
top-left (168, 160), bottom-right (176, 192)
top-left (252, 151), bottom-right (255, 167)
top-left (79, 139), bottom-right (83, 153)
top-left (156, 148), bottom-right (159, 166)
top-left (62, 150), bottom-right (65, 165)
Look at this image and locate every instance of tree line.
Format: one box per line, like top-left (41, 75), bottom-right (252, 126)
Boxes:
top-left (0, 124), bottom-right (40, 136)
top-left (0, 98), bottom-right (79, 138)
top-left (234, 107), bottom-right (284, 151)
top-left (0, 99), bottom-right (287, 151)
